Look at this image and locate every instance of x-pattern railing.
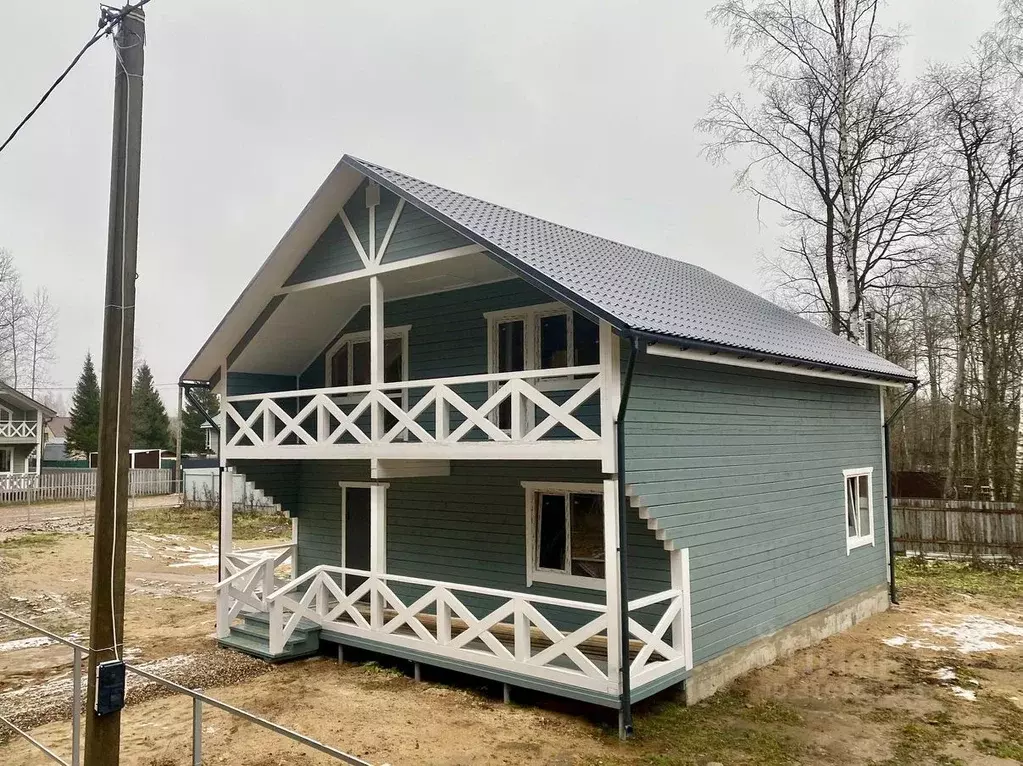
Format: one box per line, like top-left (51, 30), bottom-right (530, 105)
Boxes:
top-left (215, 543), bottom-right (295, 639)
top-left (0, 420), bottom-right (37, 439)
top-left (223, 366), bottom-right (602, 454)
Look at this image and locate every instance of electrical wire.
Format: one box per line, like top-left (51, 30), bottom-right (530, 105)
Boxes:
top-left (0, 0), bottom-right (154, 158)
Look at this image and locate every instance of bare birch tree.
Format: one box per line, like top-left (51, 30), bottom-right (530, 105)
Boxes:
top-left (23, 287), bottom-right (57, 398)
top-left (0, 249), bottom-right (27, 389)
top-left (699, 0), bottom-right (943, 341)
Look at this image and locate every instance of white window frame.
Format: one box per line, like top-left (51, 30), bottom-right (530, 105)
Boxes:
top-left (522, 481), bottom-right (606, 591)
top-left (485, 302), bottom-right (599, 388)
top-left (843, 467), bottom-right (875, 553)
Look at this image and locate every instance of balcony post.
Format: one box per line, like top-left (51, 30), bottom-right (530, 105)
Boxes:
top-left (603, 478), bottom-right (622, 696)
top-left (369, 275), bottom-right (384, 441)
top-left (36, 409), bottom-right (43, 477)
top-left (369, 482), bottom-right (388, 629)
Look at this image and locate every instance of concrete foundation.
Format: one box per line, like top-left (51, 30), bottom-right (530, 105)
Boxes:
top-left (684, 583), bottom-right (890, 705)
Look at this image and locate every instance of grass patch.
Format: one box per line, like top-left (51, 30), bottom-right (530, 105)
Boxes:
top-left (630, 687), bottom-right (806, 765)
top-left (973, 694), bottom-right (1023, 761)
top-left (895, 557), bottom-right (1023, 606)
top-left (872, 710), bottom-right (964, 766)
top-left (0, 532), bottom-right (69, 552)
top-left (128, 506), bottom-right (290, 541)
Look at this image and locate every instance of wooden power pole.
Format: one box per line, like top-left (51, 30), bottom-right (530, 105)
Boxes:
top-left (84, 5), bottom-right (145, 763)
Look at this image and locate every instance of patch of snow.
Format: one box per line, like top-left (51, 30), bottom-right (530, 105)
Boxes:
top-left (933, 667), bottom-right (957, 681)
top-left (951, 686), bottom-right (977, 701)
top-left (0, 636), bottom-right (55, 653)
top-left (169, 553), bottom-right (219, 568)
top-left (882, 635), bottom-right (942, 651)
top-left (883, 636), bottom-right (908, 647)
top-left (921, 616), bottom-right (1023, 653)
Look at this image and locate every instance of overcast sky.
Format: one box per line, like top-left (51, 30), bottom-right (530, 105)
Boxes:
top-left (0, 0), bottom-right (1000, 411)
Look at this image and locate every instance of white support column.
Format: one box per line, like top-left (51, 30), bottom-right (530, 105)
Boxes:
top-left (369, 482), bottom-right (388, 629)
top-left (599, 321), bottom-right (622, 473)
top-left (670, 548), bottom-right (693, 669)
top-left (220, 467), bottom-right (234, 561)
top-left (35, 409), bottom-right (43, 477)
top-left (603, 478), bottom-right (623, 695)
top-left (369, 276), bottom-right (384, 442)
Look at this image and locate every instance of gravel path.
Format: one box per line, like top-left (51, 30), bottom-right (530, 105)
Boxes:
top-left (0, 494), bottom-right (181, 531)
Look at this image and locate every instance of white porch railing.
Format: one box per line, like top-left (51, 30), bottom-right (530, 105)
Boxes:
top-left (0, 420), bottom-right (38, 440)
top-left (247, 565), bottom-right (691, 695)
top-left (222, 366), bottom-right (604, 460)
top-left (0, 473), bottom-right (38, 492)
top-left (215, 543), bottom-right (296, 638)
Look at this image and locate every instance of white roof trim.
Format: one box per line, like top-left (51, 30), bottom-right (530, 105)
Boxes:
top-left (645, 343), bottom-right (908, 388)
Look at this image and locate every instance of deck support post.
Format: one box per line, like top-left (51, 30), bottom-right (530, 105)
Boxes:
top-left (337, 644), bottom-right (344, 664)
top-left (370, 482), bottom-right (388, 629)
top-left (503, 683), bottom-right (511, 705)
top-left (603, 478), bottom-right (623, 697)
top-left (413, 662), bottom-right (421, 682)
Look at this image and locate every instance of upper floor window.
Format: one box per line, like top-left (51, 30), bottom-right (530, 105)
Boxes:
top-left (0, 405), bottom-right (12, 423)
top-left (486, 304), bottom-right (601, 429)
top-left (325, 326), bottom-right (410, 388)
top-left (844, 468), bottom-right (874, 553)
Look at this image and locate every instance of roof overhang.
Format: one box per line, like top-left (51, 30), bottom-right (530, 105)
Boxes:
top-left (180, 159), bottom-right (367, 382)
top-left (0, 384), bottom-right (57, 416)
top-left (643, 338), bottom-right (915, 388)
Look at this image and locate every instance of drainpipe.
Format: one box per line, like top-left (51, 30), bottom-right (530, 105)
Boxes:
top-left (615, 333), bottom-right (640, 738)
top-left (883, 382), bottom-right (919, 604)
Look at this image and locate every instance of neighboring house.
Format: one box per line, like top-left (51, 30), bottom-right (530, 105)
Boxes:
top-left (88, 448), bottom-right (165, 469)
top-left (0, 383), bottom-right (55, 488)
top-left (43, 415), bottom-right (71, 462)
top-left (200, 421), bottom-right (217, 454)
top-left (182, 155), bottom-right (915, 731)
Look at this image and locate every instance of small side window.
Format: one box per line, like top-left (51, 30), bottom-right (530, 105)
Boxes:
top-left (525, 484), bottom-right (606, 590)
top-left (844, 468), bottom-right (874, 552)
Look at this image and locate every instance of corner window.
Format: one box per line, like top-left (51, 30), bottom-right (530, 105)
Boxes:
top-left (844, 468), bottom-right (874, 552)
top-left (523, 482), bottom-right (605, 590)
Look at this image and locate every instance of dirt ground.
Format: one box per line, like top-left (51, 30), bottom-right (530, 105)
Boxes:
top-left (0, 493), bottom-right (183, 529)
top-left (0, 512), bottom-right (1021, 765)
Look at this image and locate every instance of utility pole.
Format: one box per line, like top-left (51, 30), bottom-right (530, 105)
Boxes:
top-left (84, 5), bottom-right (145, 764)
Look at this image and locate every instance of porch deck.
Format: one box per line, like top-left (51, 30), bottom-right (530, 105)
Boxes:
top-left (216, 550), bottom-right (692, 708)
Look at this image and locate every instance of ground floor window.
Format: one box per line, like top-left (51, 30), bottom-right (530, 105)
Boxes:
top-left (844, 468), bottom-right (874, 552)
top-left (522, 482), bottom-right (605, 590)
top-left (0, 448), bottom-right (13, 473)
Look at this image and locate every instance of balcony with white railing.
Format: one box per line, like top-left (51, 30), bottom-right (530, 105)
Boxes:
top-left (0, 420), bottom-right (38, 441)
top-left (216, 562), bottom-right (690, 699)
top-left (222, 366), bottom-right (607, 462)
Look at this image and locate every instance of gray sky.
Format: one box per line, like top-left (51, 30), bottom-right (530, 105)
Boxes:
top-left (0, 0), bottom-right (999, 410)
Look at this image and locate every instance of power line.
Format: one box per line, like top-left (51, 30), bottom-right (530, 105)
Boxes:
top-left (0, 0), bottom-right (154, 158)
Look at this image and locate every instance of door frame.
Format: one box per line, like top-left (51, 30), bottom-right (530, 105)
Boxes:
top-left (339, 481), bottom-right (377, 593)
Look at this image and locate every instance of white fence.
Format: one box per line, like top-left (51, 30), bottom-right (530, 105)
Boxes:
top-left (0, 468), bottom-right (175, 504)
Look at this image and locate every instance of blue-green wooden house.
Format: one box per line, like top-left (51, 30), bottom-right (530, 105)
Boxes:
top-left (182, 156), bottom-right (915, 729)
top-left (0, 383), bottom-right (54, 493)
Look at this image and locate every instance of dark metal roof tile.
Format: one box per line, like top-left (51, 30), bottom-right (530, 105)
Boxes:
top-left (347, 156), bottom-right (913, 382)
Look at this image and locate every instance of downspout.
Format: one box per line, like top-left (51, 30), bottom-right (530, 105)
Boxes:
top-left (883, 382), bottom-right (919, 604)
top-left (616, 333), bottom-right (640, 737)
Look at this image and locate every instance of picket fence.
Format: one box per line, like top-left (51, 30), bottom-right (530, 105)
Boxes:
top-left (0, 468), bottom-right (175, 504)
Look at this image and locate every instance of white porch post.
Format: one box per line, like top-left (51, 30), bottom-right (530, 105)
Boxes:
top-left (603, 478), bottom-right (623, 695)
top-left (35, 409), bottom-right (43, 478)
top-left (369, 482), bottom-right (388, 629)
top-left (369, 275), bottom-right (384, 442)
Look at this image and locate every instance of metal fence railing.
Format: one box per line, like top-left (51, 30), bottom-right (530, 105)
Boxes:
top-left (0, 611), bottom-right (369, 765)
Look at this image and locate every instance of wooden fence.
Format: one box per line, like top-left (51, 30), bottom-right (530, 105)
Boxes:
top-left (0, 468), bottom-right (176, 504)
top-left (893, 497), bottom-right (1023, 560)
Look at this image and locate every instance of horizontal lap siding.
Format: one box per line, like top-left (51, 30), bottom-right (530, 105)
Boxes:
top-left (233, 460), bottom-right (302, 512)
top-left (624, 356), bottom-right (886, 665)
top-left (285, 180), bottom-right (471, 287)
top-left (289, 460), bottom-right (669, 630)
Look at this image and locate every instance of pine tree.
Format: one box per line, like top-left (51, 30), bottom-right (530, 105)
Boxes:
top-left (64, 353), bottom-right (100, 458)
top-left (130, 362), bottom-right (171, 450)
top-left (181, 387), bottom-right (219, 455)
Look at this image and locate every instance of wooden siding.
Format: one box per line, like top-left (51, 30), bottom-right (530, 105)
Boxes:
top-left (284, 179), bottom-right (471, 287)
top-left (226, 372), bottom-right (295, 397)
top-left (255, 459), bottom-right (669, 630)
top-left (300, 278), bottom-right (547, 388)
top-left (624, 355), bottom-right (887, 666)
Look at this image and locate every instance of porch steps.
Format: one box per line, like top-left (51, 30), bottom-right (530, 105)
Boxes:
top-left (219, 612), bottom-right (321, 662)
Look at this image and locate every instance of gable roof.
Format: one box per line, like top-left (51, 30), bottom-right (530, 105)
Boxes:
top-left (0, 382), bottom-right (56, 417)
top-left (183, 154), bottom-right (914, 385)
top-left (345, 156), bottom-right (913, 383)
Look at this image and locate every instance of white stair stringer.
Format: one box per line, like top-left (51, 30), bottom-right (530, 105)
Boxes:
top-left (625, 484), bottom-right (679, 552)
